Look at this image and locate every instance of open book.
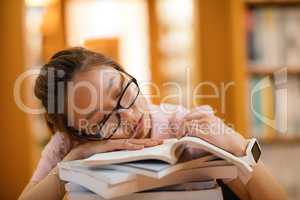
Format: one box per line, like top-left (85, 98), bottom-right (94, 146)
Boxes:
top-left (99, 155), bottom-right (232, 179)
top-left (79, 136), bottom-right (252, 176)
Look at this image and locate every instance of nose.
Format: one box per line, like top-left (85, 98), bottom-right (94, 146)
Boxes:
top-left (118, 108), bottom-right (136, 123)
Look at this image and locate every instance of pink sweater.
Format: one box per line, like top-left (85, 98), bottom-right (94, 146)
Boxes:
top-left (31, 104), bottom-right (212, 182)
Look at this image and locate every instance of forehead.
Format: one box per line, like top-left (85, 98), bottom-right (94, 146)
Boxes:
top-left (72, 66), bottom-right (120, 85)
top-left (71, 66), bottom-right (120, 94)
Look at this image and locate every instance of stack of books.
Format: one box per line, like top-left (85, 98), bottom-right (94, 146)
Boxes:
top-left (65, 181), bottom-right (223, 200)
top-left (59, 136), bottom-right (252, 200)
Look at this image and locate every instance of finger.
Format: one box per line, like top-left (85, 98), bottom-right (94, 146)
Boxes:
top-left (187, 131), bottom-right (214, 146)
top-left (157, 131), bottom-right (178, 139)
top-left (184, 119), bottom-right (213, 133)
top-left (168, 125), bottom-right (186, 139)
top-left (184, 105), bottom-right (215, 120)
top-left (190, 105), bottom-right (214, 116)
top-left (128, 139), bottom-right (163, 147)
top-left (142, 140), bottom-right (163, 147)
top-left (193, 117), bottom-right (214, 125)
top-left (188, 128), bottom-right (210, 137)
top-left (127, 138), bottom-right (162, 144)
top-left (122, 140), bottom-right (145, 150)
top-left (111, 128), bottom-right (131, 139)
top-left (89, 140), bottom-right (139, 152)
top-left (184, 112), bottom-right (210, 121)
top-left (100, 139), bottom-right (145, 151)
top-left (185, 120), bottom-right (212, 135)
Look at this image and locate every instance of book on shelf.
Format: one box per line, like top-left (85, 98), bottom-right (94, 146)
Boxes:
top-left (250, 76), bottom-right (264, 137)
top-left (65, 181), bottom-right (224, 200)
top-left (283, 7), bottom-right (300, 66)
top-left (260, 76), bottom-right (276, 138)
top-left (249, 76), bottom-right (276, 138)
top-left (274, 74), bottom-right (300, 134)
top-left (247, 6), bottom-right (300, 68)
top-left (58, 136), bottom-right (255, 199)
top-left (247, 7), bottom-right (285, 67)
top-left (249, 74), bottom-right (300, 137)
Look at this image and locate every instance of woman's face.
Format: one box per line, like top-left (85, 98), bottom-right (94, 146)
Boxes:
top-left (67, 66), bottom-right (152, 140)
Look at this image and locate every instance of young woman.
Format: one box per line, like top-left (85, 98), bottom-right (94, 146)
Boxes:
top-left (19, 47), bottom-right (287, 200)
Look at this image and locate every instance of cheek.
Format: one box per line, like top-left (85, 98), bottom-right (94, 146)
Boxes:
top-left (110, 127), bottom-right (132, 139)
top-left (134, 95), bottom-right (149, 113)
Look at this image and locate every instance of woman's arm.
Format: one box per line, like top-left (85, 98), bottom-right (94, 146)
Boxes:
top-left (18, 167), bottom-right (65, 200)
top-left (183, 108), bottom-right (288, 200)
top-left (18, 138), bottom-right (162, 200)
top-left (227, 161), bottom-right (288, 200)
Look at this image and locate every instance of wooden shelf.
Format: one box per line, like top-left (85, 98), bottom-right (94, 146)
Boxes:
top-left (259, 135), bottom-right (300, 144)
top-left (247, 66), bottom-right (300, 75)
top-left (245, 0), bottom-right (300, 6)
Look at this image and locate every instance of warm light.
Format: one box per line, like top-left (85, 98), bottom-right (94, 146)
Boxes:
top-left (25, 0), bottom-right (50, 7)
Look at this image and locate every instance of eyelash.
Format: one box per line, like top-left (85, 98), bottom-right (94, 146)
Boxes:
top-left (96, 114), bottom-right (107, 127)
top-left (116, 87), bottom-right (123, 98)
top-left (116, 78), bottom-right (124, 98)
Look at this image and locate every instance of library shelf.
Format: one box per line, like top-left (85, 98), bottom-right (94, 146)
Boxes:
top-left (259, 135), bottom-right (300, 144)
top-left (245, 0), bottom-right (300, 6)
top-left (247, 67), bottom-right (300, 75)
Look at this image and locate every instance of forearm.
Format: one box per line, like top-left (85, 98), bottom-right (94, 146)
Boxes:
top-left (246, 161), bottom-right (287, 200)
top-left (228, 161), bottom-right (288, 200)
top-left (18, 139), bottom-right (162, 200)
top-left (18, 167), bottom-right (65, 200)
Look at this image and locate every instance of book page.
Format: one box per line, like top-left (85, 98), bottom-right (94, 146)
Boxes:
top-left (178, 136), bottom-right (252, 176)
top-left (120, 154), bottom-right (216, 173)
top-left (82, 139), bottom-right (179, 166)
top-left (59, 164), bottom-right (136, 185)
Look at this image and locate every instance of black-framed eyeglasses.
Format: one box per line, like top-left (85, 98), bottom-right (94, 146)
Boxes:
top-left (69, 72), bottom-right (140, 140)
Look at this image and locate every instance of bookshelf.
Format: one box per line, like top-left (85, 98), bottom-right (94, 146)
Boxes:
top-left (245, 0), bottom-right (300, 6)
top-left (244, 0), bottom-right (300, 143)
top-left (191, 0), bottom-right (300, 143)
top-left (259, 134), bottom-right (300, 144)
top-left (248, 67), bottom-right (300, 75)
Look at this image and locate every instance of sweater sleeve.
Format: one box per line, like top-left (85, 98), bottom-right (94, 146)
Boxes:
top-left (30, 132), bottom-right (71, 182)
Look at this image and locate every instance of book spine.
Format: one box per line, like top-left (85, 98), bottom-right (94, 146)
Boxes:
top-left (250, 76), bottom-right (263, 137)
top-left (260, 77), bottom-right (275, 139)
top-left (284, 8), bottom-right (300, 66)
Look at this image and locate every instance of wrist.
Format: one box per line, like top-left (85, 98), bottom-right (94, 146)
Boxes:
top-left (48, 166), bottom-right (60, 180)
top-left (63, 147), bottom-right (85, 161)
top-left (48, 166), bottom-right (66, 196)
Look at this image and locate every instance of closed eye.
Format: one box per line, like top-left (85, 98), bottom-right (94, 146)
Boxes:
top-left (115, 74), bottom-right (125, 99)
top-left (96, 114), bottom-right (108, 127)
top-left (115, 86), bottom-right (123, 99)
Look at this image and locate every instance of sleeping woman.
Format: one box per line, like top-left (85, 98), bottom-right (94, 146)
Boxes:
top-left (18, 47), bottom-right (287, 200)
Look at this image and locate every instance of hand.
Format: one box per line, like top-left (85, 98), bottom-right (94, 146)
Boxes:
top-left (63, 138), bottom-right (163, 161)
top-left (183, 107), bottom-right (248, 156)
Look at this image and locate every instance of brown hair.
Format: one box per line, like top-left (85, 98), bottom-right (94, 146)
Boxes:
top-left (34, 47), bottom-right (123, 134)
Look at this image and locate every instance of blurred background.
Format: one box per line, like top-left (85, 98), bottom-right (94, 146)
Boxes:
top-left (0, 0), bottom-right (300, 199)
